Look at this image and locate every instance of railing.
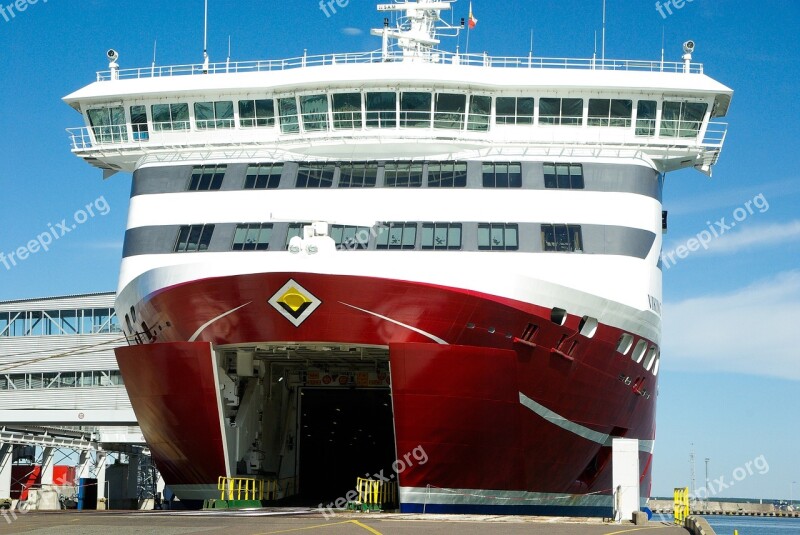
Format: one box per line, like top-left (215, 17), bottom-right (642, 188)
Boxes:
top-left (96, 51), bottom-right (704, 81)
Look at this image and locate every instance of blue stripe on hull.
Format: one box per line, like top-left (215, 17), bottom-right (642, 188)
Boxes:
top-left (399, 502), bottom-right (614, 517)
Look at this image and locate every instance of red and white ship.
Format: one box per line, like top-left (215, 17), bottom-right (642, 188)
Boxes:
top-left (64, 0), bottom-right (732, 515)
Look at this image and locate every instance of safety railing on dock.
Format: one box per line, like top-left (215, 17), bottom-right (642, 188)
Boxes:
top-left (348, 478), bottom-right (397, 512)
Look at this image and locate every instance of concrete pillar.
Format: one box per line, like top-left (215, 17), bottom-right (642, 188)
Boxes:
top-left (0, 443), bottom-right (12, 499)
top-left (95, 452), bottom-right (107, 505)
top-left (76, 451), bottom-right (92, 481)
top-left (40, 447), bottom-right (56, 486)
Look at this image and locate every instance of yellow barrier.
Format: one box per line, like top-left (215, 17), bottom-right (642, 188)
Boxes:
top-left (354, 478), bottom-right (397, 510)
top-left (674, 487), bottom-right (690, 524)
top-left (218, 476), bottom-right (265, 501)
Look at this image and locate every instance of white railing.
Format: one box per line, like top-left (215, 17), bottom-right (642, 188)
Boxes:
top-left (96, 51), bottom-right (704, 81)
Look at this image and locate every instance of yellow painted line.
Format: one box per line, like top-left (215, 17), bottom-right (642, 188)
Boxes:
top-left (604, 526), bottom-right (672, 535)
top-left (349, 520), bottom-right (383, 535)
top-left (260, 519), bottom-right (383, 535)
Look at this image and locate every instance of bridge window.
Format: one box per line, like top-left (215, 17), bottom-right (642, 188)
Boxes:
top-left (130, 105), bottom-right (149, 141)
top-left (232, 223), bottom-right (273, 251)
top-left (421, 223), bottom-right (462, 250)
top-left (468, 95), bottom-right (492, 131)
top-left (245, 163), bottom-right (283, 189)
top-left (496, 97), bottom-right (534, 125)
top-left (482, 162), bottom-right (521, 188)
top-left (285, 223), bottom-right (311, 249)
top-left (544, 163), bottom-right (584, 189)
top-left (339, 163), bottom-right (378, 188)
top-left (333, 93), bottom-right (363, 129)
top-left (239, 99), bottom-right (275, 128)
top-left (428, 162), bottom-right (467, 187)
top-left (636, 100), bottom-right (657, 136)
top-left (296, 163), bottom-right (335, 188)
top-left (661, 101), bottom-right (708, 138)
top-left (478, 223), bottom-right (519, 251)
top-left (331, 225), bottom-right (372, 250)
top-left (151, 103), bottom-right (189, 131)
top-left (588, 99), bottom-right (632, 127)
top-left (278, 98), bottom-right (300, 134)
top-left (434, 93), bottom-right (467, 129)
top-left (401, 92), bottom-right (432, 128)
top-left (174, 224), bottom-right (215, 252)
top-left (300, 94), bottom-right (330, 131)
top-left (542, 224), bottom-right (583, 252)
top-left (188, 165), bottom-right (227, 191)
top-left (384, 162), bottom-right (423, 187)
top-left (87, 106), bottom-right (128, 143)
top-left (194, 101), bottom-right (234, 129)
top-left (366, 92), bottom-right (397, 128)
top-left (539, 97), bottom-right (583, 126)
top-left (376, 223), bottom-right (417, 250)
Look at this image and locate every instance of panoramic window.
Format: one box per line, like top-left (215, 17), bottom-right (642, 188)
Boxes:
top-left (151, 103), bottom-right (190, 131)
top-left (661, 101), bottom-right (708, 138)
top-left (330, 225), bottom-right (372, 250)
top-left (239, 99), bottom-right (275, 128)
top-left (400, 92), bottom-right (432, 128)
top-left (539, 97), bottom-right (584, 126)
top-left (496, 97), bottom-right (535, 125)
top-left (427, 162), bottom-right (467, 187)
top-left (541, 224), bottom-right (583, 252)
top-left (636, 100), bottom-right (658, 136)
top-left (478, 223), bottom-right (519, 251)
top-left (434, 93), bottom-right (467, 129)
top-left (244, 163), bottom-right (283, 189)
top-left (296, 163), bottom-right (335, 188)
top-left (467, 95), bottom-right (492, 131)
top-left (543, 163), bottom-right (584, 189)
top-left (376, 223), bottom-right (417, 250)
top-left (339, 163), bottom-right (378, 188)
top-left (332, 93), bottom-right (363, 129)
top-left (300, 94), bottom-right (330, 132)
top-left (87, 106), bottom-right (128, 143)
top-left (365, 92), bottom-right (397, 128)
top-left (588, 99), bottom-right (632, 127)
top-left (384, 162), bottom-right (423, 187)
top-left (278, 98), bottom-right (300, 134)
top-left (174, 224), bottom-right (215, 252)
top-left (194, 101), bottom-right (235, 130)
top-left (482, 162), bottom-right (522, 188)
top-left (130, 105), bottom-right (149, 141)
top-left (232, 223), bottom-right (273, 251)
top-left (188, 165), bottom-right (227, 191)
top-left (421, 223), bottom-right (462, 250)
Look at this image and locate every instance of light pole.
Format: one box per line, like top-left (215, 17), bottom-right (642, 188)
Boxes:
top-left (705, 458), bottom-right (710, 510)
top-left (792, 481), bottom-right (796, 507)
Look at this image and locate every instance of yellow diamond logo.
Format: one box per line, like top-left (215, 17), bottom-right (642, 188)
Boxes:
top-left (268, 280), bottom-right (321, 327)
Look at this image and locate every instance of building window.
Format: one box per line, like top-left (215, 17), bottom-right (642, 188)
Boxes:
top-left (239, 99), bottom-right (275, 128)
top-left (174, 225), bottom-right (215, 252)
top-left (478, 223), bottom-right (519, 251)
top-left (245, 163), bottom-right (283, 189)
top-left (151, 103), bottom-right (190, 131)
top-left (300, 94), bottom-right (330, 132)
top-left (401, 92), bottom-right (432, 128)
top-left (339, 163), bottom-right (378, 188)
top-left (542, 224), bottom-right (583, 252)
top-left (366, 92), bottom-right (397, 128)
top-left (232, 223), bottom-right (273, 251)
top-left (296, 164), bottom-right (335, 188)
top-left (661, 101), bottom-right (708, 138)
top-left (278, 98), bottom-right (300, 134)
top-left (496, 97), bottom-right (535, 125)
top-left (588, 99), bottom-right (632, 127)
top-left (434, 93), bottom-right (467, 129)
top-left (421, 223), bottom-right (462, 250)
top-left (427, 162), bottom-right (467, 187)
top-left (539, 97), bottom-right (584, 126)
top-left (87, 106), bottom-right (128, 143)
top-left (467, 95), bottom-right (492, 131)
top-left (482, 163), bottom-right (521, 188)
top-left (330, 225), bottom-right (372, 250)
top-left (188, 165), bottom-right (227, 191)
top-left (543, 163), bottom-right (584, 189)
top-left (376, 223), bottom-right (417, 250)
top-left (194, 101), bottom-right (235, 129)
top-left (130, 105), bottom-right (149, 141)
top-left (384, 162), bottom-right (423, 187)
top-left (332, 93), bottom-right (363, 129)
top-left (636, 100), bottom-right (657, 136)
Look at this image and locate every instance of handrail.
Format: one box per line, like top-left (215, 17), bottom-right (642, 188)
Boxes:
top-left (95, 51), bottom-right (704, 81)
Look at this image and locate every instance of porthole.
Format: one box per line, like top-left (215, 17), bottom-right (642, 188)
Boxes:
top-left (653, 356), bottom-right (661, 376)
top-left (578, 316), bottom-right (598, 338)
top-left (551, 307), bottom-right (567, 326)
top-left (644, 347), bottom-right (658, 371)
top-left (631, 340), bottom-right (647, 364)
top-left (616, 333), bottom-right (634, 355)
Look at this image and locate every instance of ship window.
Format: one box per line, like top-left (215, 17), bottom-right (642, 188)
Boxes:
top-left (339, 162), bottom-right (378, 188)
top-left (434, 93), bottom-right (467, 129)
top-left (550, 308), bottom-right (567, 326)
top-left (194, 101), bottom-right (234, 130)
top-left (239, 99), bottom-right (275, 128)
top-left (467, 95), bottom-right (491, 131)
top-left (616, 333), bottom-right (634, 355)
top-left (652, 356), bottom-right (661, 376)
top-left (482, 162), bottom-right (522, 188)
top-left (296, 163), bottom-right (335, 188)
top-left (631, 339), bottom-right (648, 363)
top-left (496, 97), bottom-right (534, 125)
top-left (151, 103), bottom-right (189, 131)
top-left (421, 223), bottom-right (462, 250)
top-left (376, 223), bottom-right (417, 250)
top-left (539, 97), bottom-right (584, 126)
top-left (588, 99), bottom-right (632, 127)
top-left (644, 347), bottom-right (658, 371)
top-left (300, 94), bottom-right (330, 132)
top-left (245, 163), bottom-right (283, 189)
top-left (278, 98), bottom-right (300, 134)
top-left (130, 105), bottom-right (149, 141)
top-left (542, 224), bottom-right (583, 252)
top-left (366, 92), bottom-right (397, 128)
top-left (332, 93), bottom-right (363, 129)
top-left (544, 163), bottom-right (584, 189)
top-left (87, 106), bottom-right (128, 143)
top-left (285, 223), bottom-right (311, 249)
top-left (232, 223), bottom-right (273, 251)
top-left (330, 225), bottom-right (372, 250)
top-left (636, 100), bottom-right (657, 136)
top-left (661, 101), bottom-right (708, 138)
top-left (478, 223), bottom-right (519, 251)
top-left (579, 316), bottom-right (598, 338)
top-left (174, 224), bottom-right (215, 252)
top-left (384, 162), bottom-right (423, 187)
top-left (401, 92), bottom-right (432, 128)
top-left (427, 162), bottom-right (467, 187)
top-left (188, 165), bottom-right (227, 191)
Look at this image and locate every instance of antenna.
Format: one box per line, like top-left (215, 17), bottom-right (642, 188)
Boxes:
top-left (660, 26), bottom-right (665, 71)
top-left (202, 0), bottom-right (209, 71)
top-left (601, 0), bottom-right (606, 64)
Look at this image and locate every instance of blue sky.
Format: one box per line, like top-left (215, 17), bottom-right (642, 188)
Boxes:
top-left (0, 0), bottom-right (798, 501)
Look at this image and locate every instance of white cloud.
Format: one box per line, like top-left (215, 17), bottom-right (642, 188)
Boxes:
top-left (341, 27), bottom-right (363, 36)
top-left (663, 271), bottom-right (800, 380)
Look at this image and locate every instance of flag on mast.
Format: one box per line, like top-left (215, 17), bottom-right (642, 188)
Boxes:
top-left (468, 2), bottom-right (478, 29)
